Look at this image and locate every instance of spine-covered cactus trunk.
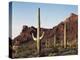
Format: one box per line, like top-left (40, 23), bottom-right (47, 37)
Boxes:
top-left (54, 34), bottom-right (56, 47)
top-left (64, 22), bottom-right (67, 48)
top-left (32, 8), bottom-right (44, 56)
top-left (37, 8), bottom-right (40, 55)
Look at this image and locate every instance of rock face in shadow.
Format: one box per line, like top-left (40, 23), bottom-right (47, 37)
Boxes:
top-left (11, 13), bottom-right (78, 58)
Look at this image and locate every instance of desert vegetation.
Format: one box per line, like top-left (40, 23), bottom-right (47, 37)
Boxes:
top-left (9, 9), bottom-right (78, 58)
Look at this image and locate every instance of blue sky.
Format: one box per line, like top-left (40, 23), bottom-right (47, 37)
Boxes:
top-left (11, 2), bottom-right (78, 39)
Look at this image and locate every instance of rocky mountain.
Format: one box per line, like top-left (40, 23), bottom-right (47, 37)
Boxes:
top-left (10, 13), bottom-right (78, 58)
top-left (13, 13), bottom-right (78, 47)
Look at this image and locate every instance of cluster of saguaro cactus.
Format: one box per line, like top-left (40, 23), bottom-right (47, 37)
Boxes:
top-left (53, 22), bottom-right (67, 48)
top-left (32, 8), bottom-right (44, 56)
top-left (31, 8), bottom-right (68, 57)
top-left (53, 21), bottom-right (67, 48)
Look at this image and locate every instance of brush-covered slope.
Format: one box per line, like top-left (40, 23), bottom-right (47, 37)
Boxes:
top-left (11, 13), bottom-right (78, 58)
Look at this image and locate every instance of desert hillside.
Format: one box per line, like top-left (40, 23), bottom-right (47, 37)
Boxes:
top-left (9, 13), bottom-right (78, 58)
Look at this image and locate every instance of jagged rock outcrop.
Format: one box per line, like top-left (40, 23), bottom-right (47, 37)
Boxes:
top-left (12, 13), bottom-right (78, 49)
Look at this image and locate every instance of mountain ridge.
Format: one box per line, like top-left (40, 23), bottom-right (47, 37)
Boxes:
top-left (10, 13), bottom-right (78, 58)
top-left (13, 13), bottom-right (78, 46)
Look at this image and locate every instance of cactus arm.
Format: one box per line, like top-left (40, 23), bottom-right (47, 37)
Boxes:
top-left (31, 8), bottom-right (44, 56)
top-left (40, 32), bottom-right (44, 40)
top-left (32, 33), bottom-right (37, 41)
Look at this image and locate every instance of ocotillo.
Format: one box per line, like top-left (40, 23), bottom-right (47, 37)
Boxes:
top-left (32, 8), bottom-right (44, 56)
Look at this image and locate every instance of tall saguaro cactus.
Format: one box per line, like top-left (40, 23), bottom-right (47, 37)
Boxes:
top-left (64, 22), bottom-right (67, 48)
top-left (53, 28), bottom-right (57, 47)
top-left (54, 34), bottom-right (56, 47)
top-left (32, 8), bottom-right (44, 56)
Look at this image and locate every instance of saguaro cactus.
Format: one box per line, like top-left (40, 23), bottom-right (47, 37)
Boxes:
top-left (45, 40), bottom-right (50, 48)
top-left (54, 34), bottom-right (56, 47)
top-left (32, 8), bottom-right (44, 56)
top-left (64, 22), bottom-right (67, 48)
top-left (53, 28), bottom-right (56, 47)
